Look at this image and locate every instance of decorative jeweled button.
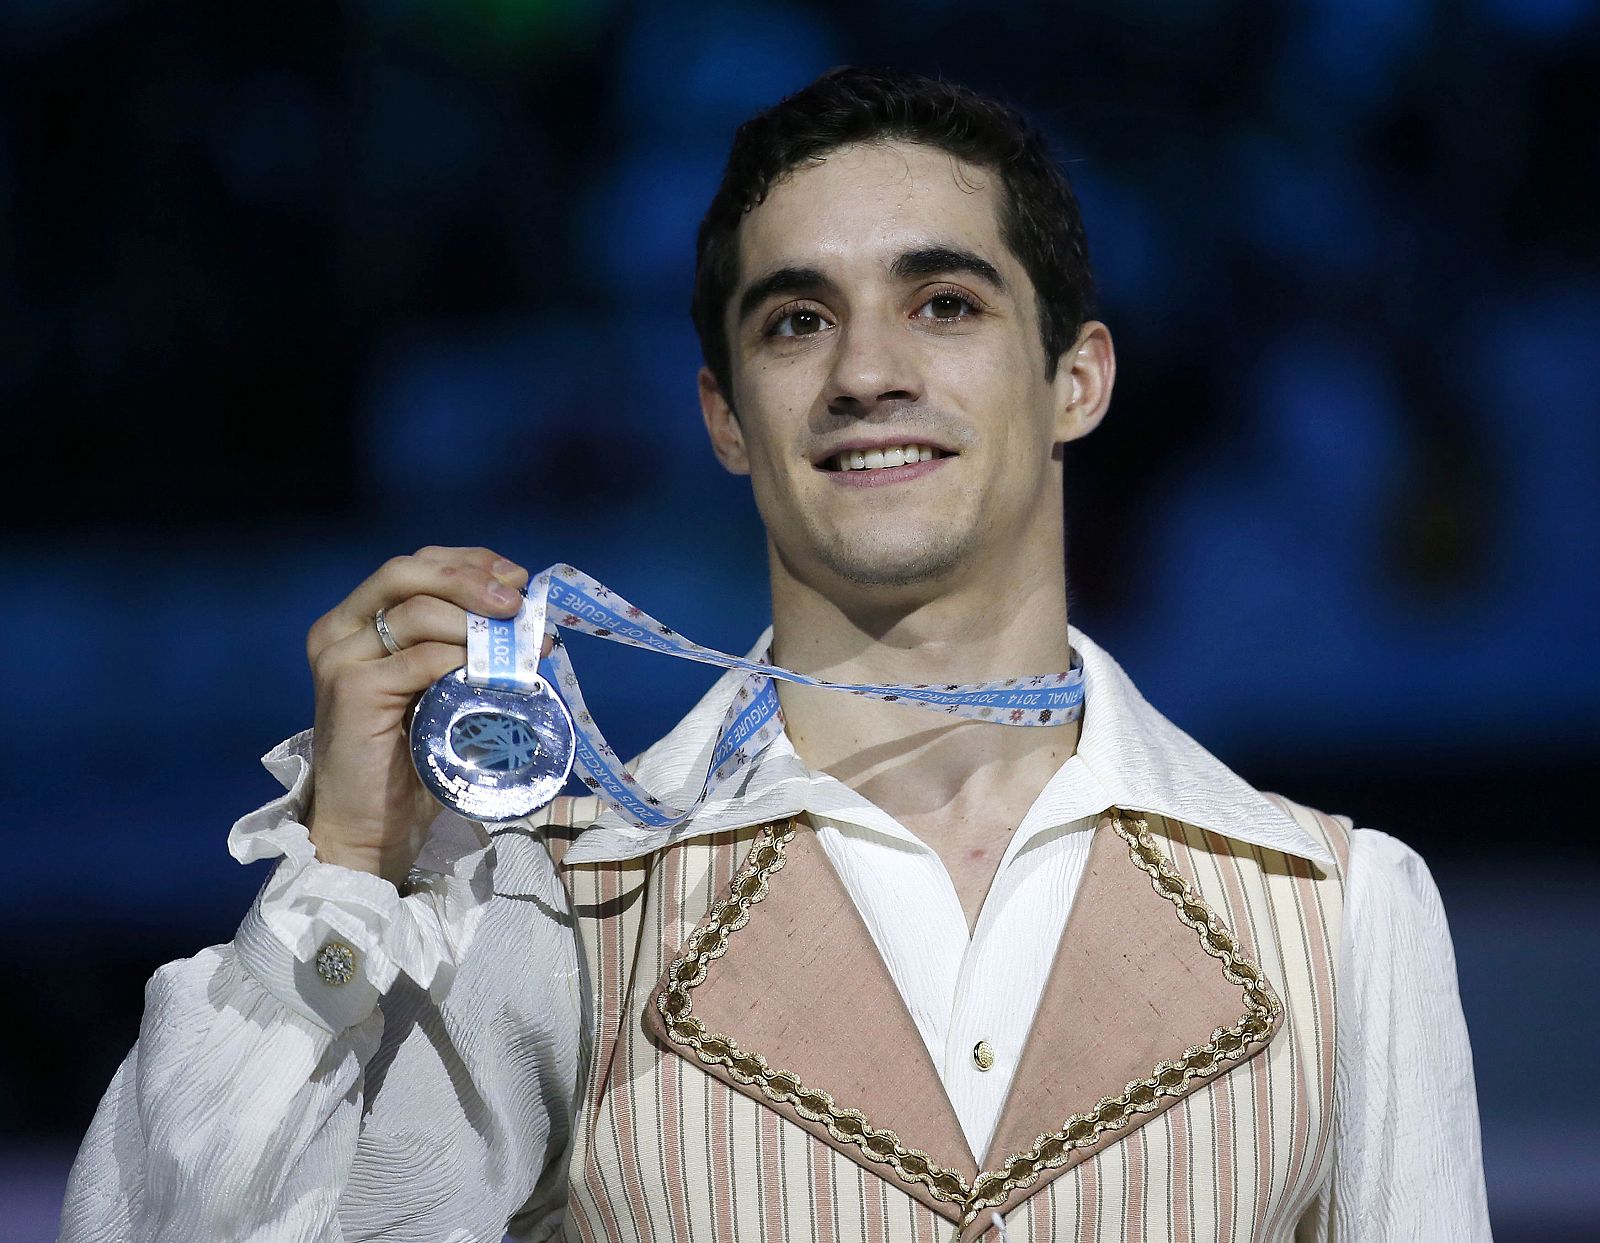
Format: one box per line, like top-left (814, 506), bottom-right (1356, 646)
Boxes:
top-left (315, 940), bottom-right (357, 986)
top-left (972, 1040), bottom-right (996, 1071)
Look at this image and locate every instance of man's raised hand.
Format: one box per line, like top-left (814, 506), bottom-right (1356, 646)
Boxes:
top-left (302, 547), bottom-right (541, 884)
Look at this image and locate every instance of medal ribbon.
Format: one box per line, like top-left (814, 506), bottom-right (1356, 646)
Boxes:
top-left (465, 564), bottom-right (1084, 830)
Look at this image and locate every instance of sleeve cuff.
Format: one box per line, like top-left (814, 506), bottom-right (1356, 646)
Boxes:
top-left (228, 729), bottom-right (497, 1032)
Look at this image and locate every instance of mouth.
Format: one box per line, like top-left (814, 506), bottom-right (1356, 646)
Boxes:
top-left (815, 441), bottom-right (957, 473)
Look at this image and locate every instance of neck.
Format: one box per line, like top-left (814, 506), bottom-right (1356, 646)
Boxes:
top-left (768, 543), bottom-right (1081, 833)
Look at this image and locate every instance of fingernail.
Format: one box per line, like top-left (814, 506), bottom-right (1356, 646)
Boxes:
top-left (491, 558), bottom-right (525, 585)
top-left (487, 582), bottom-right (517, 607)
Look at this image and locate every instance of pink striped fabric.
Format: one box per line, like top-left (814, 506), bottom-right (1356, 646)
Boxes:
top-left (557, 799), bottom-right (1349, 1241)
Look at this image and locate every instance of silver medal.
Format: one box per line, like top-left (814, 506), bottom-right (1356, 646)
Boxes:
top-left (410, 667), bottom-right (576, 822)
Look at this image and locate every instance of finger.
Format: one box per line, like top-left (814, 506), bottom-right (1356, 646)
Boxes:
top-left (337, 555), bottom-right (521, 639)
top-left (321, 594), bottom-right (473, 667)
top-left (309, 551), bottom-right (528, 659)
top-left (385, 602), bottom-right (555, 662)
top-left (378, 595), bottom-right (471, 653)
top-left (313, 629), bottom-right (466, 706)
top-left (317, 593), bottom-right (465, 670)
top-left (369, 640), bottom-right (472, 696)
top-left (412, 545), bottom-right (528, 588)
top-left (318, 597), bottom-right (555, 675)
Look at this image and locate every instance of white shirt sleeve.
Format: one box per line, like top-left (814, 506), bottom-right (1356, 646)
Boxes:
top-left (59, 731), bottom-right (585, 1243)
top-left (1329, 827), bottom-right (1493, 1240)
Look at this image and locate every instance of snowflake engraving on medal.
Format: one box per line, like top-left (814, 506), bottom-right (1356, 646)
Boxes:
top-left (410, 667), bottom-right (576, 823)
top-left (449, 712), bottom-right (542, 774)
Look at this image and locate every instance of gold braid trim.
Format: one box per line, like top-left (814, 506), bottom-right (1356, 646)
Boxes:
top-left (654, 811), bottom-right (1282, 1229)
top-left (655, 819), bottom-right (975, 1205)
top-left (954, 809), bottom-right (1284, 1228)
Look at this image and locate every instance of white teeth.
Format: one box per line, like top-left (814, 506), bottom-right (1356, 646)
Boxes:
top-left (830, 444), bottom-right (945, 471)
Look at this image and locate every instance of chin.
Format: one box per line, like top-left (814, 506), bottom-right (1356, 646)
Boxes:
top-left (812, 527), bottom-right (978, 590)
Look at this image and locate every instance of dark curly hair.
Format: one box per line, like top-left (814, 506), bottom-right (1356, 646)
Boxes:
top-left (691, 66), bottom-right (1097, 400)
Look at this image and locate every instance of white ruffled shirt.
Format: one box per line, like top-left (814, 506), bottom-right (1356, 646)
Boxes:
top-left (59, 625), bottom-right (1492, 1242)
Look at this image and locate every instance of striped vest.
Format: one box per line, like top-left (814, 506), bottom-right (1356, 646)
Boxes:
top-left (551, 800), bottom-right (1349, 1242)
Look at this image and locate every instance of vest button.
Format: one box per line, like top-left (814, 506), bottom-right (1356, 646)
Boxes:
top-left (972, 1040), bottom-right (996, 1071)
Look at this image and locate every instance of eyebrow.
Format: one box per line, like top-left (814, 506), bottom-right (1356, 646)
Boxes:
top-left (890, 245), bottom-right (1008, 294)
top-left (736, 266), bottom-right (834, 326)
top-left (735, 244), bottom-right (1010, 327)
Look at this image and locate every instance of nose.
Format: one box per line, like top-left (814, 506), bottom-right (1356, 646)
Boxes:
top-left (824, 313), bottom-right (923, 416)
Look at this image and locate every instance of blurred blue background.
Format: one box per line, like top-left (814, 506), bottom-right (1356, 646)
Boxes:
top-left (2, 1), bottom-right (1597, 1237)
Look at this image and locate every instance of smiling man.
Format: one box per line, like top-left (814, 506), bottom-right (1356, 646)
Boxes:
top-left (62, 68), bottom-right (1490, 1241)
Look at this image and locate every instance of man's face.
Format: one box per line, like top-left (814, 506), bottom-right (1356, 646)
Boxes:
top-left (701, 140), bottom-right (1107, 594)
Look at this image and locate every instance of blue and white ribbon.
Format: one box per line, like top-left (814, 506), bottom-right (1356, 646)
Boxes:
top-left (466, 565), bottom-right (1084, 830)
top-left (465, 574), bottom-right (548, 693)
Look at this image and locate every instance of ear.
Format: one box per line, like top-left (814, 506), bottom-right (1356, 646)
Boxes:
top-left (1051, 320), bottom-right (1116, 446)
top-left (699, 366), bottom-right (751, 475)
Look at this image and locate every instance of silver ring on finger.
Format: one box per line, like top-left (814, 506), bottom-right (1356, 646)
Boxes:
top-left (373, 607), bottom-right (404, 656)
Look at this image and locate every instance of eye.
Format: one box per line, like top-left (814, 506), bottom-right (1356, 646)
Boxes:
top-left (914, 287), bottom-right (983, 322)
top-left (767, 305), bottom-right (834, 338)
